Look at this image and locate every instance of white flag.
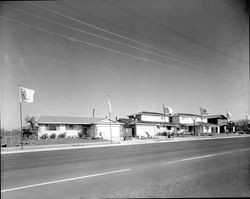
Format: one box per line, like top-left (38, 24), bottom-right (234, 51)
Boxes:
top-left (19, 87), bottom-right (35, 103)
top-left (163, 104), bottom-right (173, 115)
top-left (166, 107), bottom-right (173, 115)
top-left (108, 100), bottom-right (112, 113)
top-left (200, 106), bottom-right (208, 115)
top-left (226, 111), bottom-right (232, 119)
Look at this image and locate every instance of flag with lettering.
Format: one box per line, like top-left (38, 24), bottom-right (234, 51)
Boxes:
top-left (19, 87), bottom-right (35, 103)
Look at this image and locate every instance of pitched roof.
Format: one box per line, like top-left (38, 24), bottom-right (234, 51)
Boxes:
top-left (204, 114), bottom-right (227, 119)
top-left (38, 115), bottom-right (104, 124)
top-left (118, 118), bottom-right (134, 124)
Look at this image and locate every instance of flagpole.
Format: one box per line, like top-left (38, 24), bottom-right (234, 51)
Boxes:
top-left (107, 95), bottom-right (112, 144)
top-left (109, 111), bottom-right (112, 144)
top-left (19, 85), bottom-right (23, 150)
top-left (20, 102), bottom-right (23, 149)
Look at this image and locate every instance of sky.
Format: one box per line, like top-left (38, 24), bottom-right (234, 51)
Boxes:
top-left (0, 0), bottom-right (249, 130)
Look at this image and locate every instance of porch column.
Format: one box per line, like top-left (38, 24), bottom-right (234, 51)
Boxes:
top-left (217, 126), bottom-right (220, 134)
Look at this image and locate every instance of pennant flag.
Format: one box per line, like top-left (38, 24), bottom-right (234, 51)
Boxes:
top-left (226, 110), bottom-right (232, 119)
top-left (108, 99), bottom-right (112, 113)
top-left (163, 104), bottom-right (167, 114)
top-left (19, 86), bottom-right (35, 103)
top-left (200, 106), bottom-right (208, 115)
top-left (163, 104), bottom-right (173, 115)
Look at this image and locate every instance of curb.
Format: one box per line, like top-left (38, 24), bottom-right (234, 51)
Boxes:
top-left (1, 135), bottom-right (249, 155)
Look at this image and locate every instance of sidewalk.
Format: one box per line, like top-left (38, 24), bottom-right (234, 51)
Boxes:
top-left (1, 133), bottom-right (249, 154)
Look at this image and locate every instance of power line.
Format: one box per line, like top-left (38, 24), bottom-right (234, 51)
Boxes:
top-left (26, 1), bottom-right (245, 71)
top-left (3, 4), bottom-right (204, 67)
top-left (59, 1), bottom-right (228, 69)
top-left (7, 3), bottom-right (236, 74)
top-left (26, 1), bottom-right (208, 66)
top-left (105, 0), bottom-right (249, 65)
top-left (1, 15), bottom-right (201, 74)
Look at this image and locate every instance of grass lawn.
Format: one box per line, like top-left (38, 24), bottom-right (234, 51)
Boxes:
top-left (27, 137), bottom-right (109, 145)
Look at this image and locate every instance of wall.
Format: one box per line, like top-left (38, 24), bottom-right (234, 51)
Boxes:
top-left (136, 124), bottom-right (156, 137)
top-left (141, 115), bottom-right (169, 123)
top-left (173, 115), bottom-right (207, 125)
top-left (95, 124), bottom-right (121, 140)
top-left (38, 124), bottom-right (80, 138)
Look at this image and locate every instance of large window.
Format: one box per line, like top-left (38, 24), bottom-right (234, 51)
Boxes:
top-left (45, 124), bottom-right (58, 131)
top-left (66, 124), bottom-right (77, 130)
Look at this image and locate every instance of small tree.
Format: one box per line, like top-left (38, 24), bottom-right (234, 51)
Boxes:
top-left (23, 116), bottom-right (39, 139)
top-left (236, 119), bottom-right (250, 133)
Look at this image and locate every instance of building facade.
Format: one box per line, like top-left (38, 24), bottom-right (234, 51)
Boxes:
top-left (126, 111), bottom-right (177, 138)
top-left (172, 113), bottom-right (218, 135)
top-left (38, 116), bottom-right (122, 140)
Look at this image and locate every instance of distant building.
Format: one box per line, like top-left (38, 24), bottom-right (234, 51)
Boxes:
top-left (37, 116), bottom-right (122, 140)
top-left (205, 114), bottom-right (232, 133)
top-left (172, 113), bottom-right (218, 135)
top-left (125, 111), bottom-right (177, 138)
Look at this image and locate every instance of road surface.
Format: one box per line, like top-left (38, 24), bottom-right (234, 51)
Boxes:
top-left (1, 137), bottom-right (250, 198)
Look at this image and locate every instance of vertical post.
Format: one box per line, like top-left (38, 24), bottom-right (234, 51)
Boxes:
top-left (193, 117), bottom-right (196, 135)
top-left (92, 109), bottom-right (95, 121)
top-left (20, 102), bottom-right (23, 149)
top-left (109, 112), bottom-right (112, 144)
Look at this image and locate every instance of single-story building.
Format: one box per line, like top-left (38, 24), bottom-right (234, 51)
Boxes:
top-left (37, 115), bottom-right (122, 140)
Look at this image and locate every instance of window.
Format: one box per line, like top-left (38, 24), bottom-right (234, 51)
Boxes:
top-left (45, 124), bottom-right (58, 131)
top-left (66, 124), bottom-right (77, 130)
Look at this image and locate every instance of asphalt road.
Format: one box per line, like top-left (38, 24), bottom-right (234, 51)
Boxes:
top-left (1, 137), bottom-right (250, 198)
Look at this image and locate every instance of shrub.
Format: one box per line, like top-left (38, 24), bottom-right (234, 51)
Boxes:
top-left (58, 132), bottom-right (67, 138)
top-left (77, 131), bottom-right (85, 139)
top-left (40, 133), bottom-right (49, 139)
top-left (50, 133), bottom-right (56, 139)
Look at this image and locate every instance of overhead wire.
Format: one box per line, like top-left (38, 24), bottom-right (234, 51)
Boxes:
top-left (0, 15), bottom-right (202, 74)
top-left (5, 3), bottom-right (234, 74)
top-left (58, 1), bottom-right (226, 69)
top-left (105, 0), bottom-right (249, 65)
top-left (26, 1), bottom-right (246, 71)
top-left (3, 4), bottom-right (206, 67)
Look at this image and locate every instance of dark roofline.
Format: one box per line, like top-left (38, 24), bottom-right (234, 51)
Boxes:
top-left (135, 121), bottom-right (178, 126)
top-left (173, 113), bottom-right (201, 117)
top-left (38, 115), bottom-right (104, 125)
top-left (128, 111), bottom-right (170, 117)
top-left (204, 114), bottom-right (227, 119)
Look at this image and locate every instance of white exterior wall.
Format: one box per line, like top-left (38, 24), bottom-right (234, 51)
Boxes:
top-left (95, 125), bottom-right (121, 140)
top-left (141, 115), bottom-right (169, 123)
top-left (38, 124), bottom-right (80, 138)
top-left (179, 116), bottom-right (207, 124)
top-left (135, 124), bottom-right (174, 137)
top-left (136, 125), bottom-right (156, 137)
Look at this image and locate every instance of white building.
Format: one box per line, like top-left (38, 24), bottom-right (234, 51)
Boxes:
top-left (127, 111), bottom-right (177, 138)
top-left (37, 116), bottom-right (122, 140)
top-left (172, 113), bottom-right (218, 135)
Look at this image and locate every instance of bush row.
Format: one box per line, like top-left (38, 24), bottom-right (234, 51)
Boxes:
top-left (39, 132), bottom-right (72, 139)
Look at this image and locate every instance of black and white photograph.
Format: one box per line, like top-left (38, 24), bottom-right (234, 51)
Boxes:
top-left (1, 0), bottom-right (249, 198)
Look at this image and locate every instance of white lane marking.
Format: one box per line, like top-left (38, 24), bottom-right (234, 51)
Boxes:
top-left (1, 169), bottom-right (131, 193)
top-left (162, 151), bottom-right (233, 165)
top-left (239, 148), bottom-right (250, 152)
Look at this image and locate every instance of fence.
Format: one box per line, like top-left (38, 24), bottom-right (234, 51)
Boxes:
top-left (1, 136), bottom-right (21, 147)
